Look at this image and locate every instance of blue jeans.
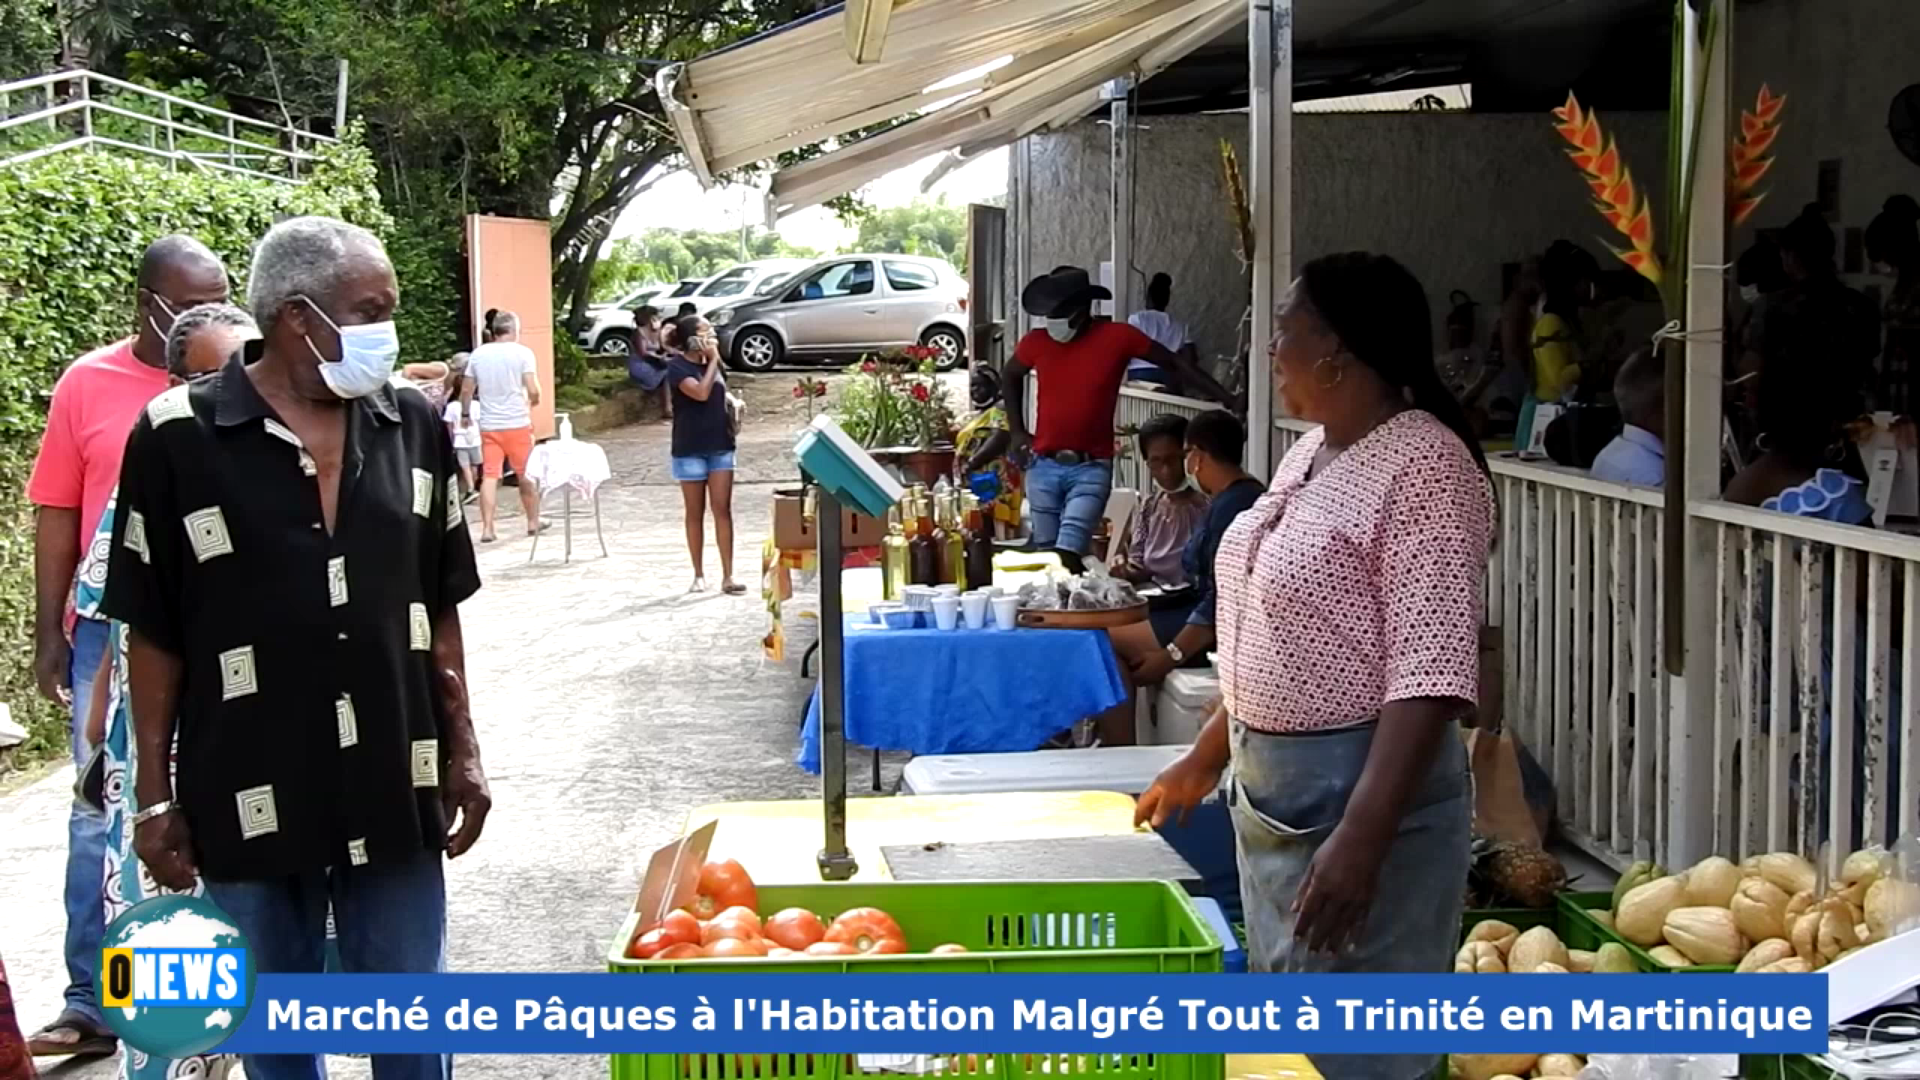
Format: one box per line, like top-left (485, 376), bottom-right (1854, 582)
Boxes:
top-left (63, 616), bottom-right (110, 1027)
top-left (205, 853), bottom-right (450, 1080)
top-left (1025, 458), bottom-right (1112, 555)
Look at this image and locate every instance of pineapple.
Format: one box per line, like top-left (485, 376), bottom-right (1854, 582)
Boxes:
top-left (1466, 836), bottom-right (1568, 909)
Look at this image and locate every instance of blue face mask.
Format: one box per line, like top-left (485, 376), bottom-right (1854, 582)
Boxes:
top-left (300, 296), bottom-right (399, 399)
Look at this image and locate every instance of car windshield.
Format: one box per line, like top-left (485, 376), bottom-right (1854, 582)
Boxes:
top-left (698, 268), bottom-right (755, 298)
top-left (669, 281), bottom-right (701, 298)
top-left (754, 274), bottom-right (791, 296)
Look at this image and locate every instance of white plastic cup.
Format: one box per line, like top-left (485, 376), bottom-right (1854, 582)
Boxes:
top-left (934, 583), bottom-right (961, 597)
top-left (932, 596), bottom-right (961, 631)
top-left (960, 591), bottom-right (989, 630)
top-left (990, 595), bottom-right (1019, 630)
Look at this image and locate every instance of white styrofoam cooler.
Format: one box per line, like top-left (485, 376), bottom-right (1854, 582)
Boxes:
top-left (1144, 668), bottom-right (1220, 746)
top-left (901, 745), bottom-right (1193, 796)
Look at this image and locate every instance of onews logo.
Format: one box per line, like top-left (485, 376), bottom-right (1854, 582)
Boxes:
top-left (99, 895), bottom-right (258, 1058)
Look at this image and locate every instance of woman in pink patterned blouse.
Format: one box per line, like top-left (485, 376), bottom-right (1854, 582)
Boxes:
top-left (1138, 253), bottom-right (1493, 1080)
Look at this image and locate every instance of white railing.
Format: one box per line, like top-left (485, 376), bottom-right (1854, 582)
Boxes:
top-left (0, 69), bottom-right (333, 181)
top-left (1490, 458), bottom-right (1669, 870)
top-left (1277, 417), bottom-right (1918, 871)
top-left (1688, 500), bottom-right (1920, 869)
top-left (1114, 385), bottom-right (1211, 493)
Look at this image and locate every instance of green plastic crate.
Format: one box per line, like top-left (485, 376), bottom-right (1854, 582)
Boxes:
top-left (607, 881), bottom-right (1224, 1080)
top-left (1556, 892), bottom-right (1735, 973)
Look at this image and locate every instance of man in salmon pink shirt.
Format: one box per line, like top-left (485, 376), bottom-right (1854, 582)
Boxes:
top-left (23, 234), bottom-right (227, 1059)
top-left (1005, 266), bottom-right (1232, 563)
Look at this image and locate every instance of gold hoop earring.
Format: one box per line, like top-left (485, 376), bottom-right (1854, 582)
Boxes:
top-left (1313, 356), bottom-right (1345, 390)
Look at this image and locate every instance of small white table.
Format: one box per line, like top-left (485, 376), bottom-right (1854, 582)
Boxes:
top-left (524, 436), bottom-right (611, 563)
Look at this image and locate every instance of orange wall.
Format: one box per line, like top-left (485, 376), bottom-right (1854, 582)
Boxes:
top-left (466, 214), bottom-right (556, 440)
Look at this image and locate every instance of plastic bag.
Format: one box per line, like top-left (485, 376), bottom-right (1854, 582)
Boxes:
top-left (1577, 1054), bottom-right (1739, 1080)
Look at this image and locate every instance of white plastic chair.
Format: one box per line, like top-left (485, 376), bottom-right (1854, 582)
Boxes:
top-left (1101, 487), bottom-right (1139, 570)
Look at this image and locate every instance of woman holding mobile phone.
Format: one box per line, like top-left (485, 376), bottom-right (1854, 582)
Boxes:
top-left (665, 315), bottom-right (743, 594)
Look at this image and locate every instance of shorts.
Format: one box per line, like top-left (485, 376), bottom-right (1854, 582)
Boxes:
top-left (454, 443), bottom-right (482, 469)
top-left (671, 451), bottom-right (736, 483)
top-left (480, 427), bottom-right (533, 480)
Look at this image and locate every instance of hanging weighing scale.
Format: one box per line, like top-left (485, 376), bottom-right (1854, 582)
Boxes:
top-left (791, 414), bottom-right (907, 880)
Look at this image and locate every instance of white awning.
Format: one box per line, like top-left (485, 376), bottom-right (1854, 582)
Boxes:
top-left (656, 0), bottom-right (1239, 217)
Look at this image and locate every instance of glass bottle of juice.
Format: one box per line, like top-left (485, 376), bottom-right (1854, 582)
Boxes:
top-left (881, 503), bottom-right (911, 601)
top-left (909, 495), bottom-right (938, 586)
top-left (964, 493), bottom-right (995, 590)
top-left (928, 492), bottom-right (952, 585)
top-left (944, 491), bottom-right (969, 591)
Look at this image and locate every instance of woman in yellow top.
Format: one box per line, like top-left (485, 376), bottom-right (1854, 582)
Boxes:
top-left (1516, 241), bottom-right (1597, 451)
top-left (955, 364), bottom-right (1025, 537)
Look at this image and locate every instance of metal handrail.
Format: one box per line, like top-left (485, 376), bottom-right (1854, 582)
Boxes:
top-left (1, 67), bottom-right (332, 180)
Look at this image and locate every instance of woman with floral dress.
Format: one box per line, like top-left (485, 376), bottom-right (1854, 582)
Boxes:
top-left (74, 307), bottom-right (340, 1080)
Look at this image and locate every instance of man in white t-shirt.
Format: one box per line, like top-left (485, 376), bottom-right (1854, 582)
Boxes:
top-left (460, 310), bottom-right (544, 542)
top-left (1126, 272), bottom-right (1204, 395)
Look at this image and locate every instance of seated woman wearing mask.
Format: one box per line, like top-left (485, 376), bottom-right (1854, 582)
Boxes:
top-left (1113, 414), bottom-right (1209, 589)
top-left (1102, 409), bottom-right (1264, 744)
top-left (1139, 253), bottom-right (1493, 1080)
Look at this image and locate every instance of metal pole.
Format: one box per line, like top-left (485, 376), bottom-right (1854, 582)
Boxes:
top-left (162, 100), bottom-right (175, 167)
top-left (1246, 0), bottom-right (1291, 480)
top-left (78, 74), bottom-right (91, 142)
top-left (816, 484), bottom-right (858, 881)
top-left (1108, 76), bottom-right (1133, 324)
top-left (1666, 0), bottom-right (1728, 870)
top-left (335, 59), bottom-right (349, 132)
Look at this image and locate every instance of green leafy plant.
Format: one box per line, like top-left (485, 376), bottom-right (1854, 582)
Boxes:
top-left (832, 348), bottom-right (954, 450)
top-left (0, 135), bottom-right (386, 769)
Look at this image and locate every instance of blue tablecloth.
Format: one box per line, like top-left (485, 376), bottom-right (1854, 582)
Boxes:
top-left (797, 616), bottom-right (1128, 773)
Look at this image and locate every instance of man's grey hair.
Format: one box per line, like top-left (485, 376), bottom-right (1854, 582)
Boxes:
top-left (247, 216), bottom-right (389, 334)
top-left (489, 310), bottom-right (519, 338)
top-left (1613, 347), bottom-right (1664, 427)
top-left (164, 303), bottom-right (256, 378)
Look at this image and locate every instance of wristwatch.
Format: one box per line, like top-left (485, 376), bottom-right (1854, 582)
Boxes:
top-left (1165, 642), bottom-right (1186, 664)
top-left (131, 800), bottom-right (175, 826)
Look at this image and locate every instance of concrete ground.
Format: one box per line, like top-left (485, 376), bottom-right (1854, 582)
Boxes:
top-left (0, 369), bottom-right (931, 1080)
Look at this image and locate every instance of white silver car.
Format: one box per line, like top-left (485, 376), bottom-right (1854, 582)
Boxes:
top-left (712, 254), bottom-right (968, 372)
top-left (578, 279), bottom-right (703, 354)
top-left (682, 259), bottom-right (813, 317)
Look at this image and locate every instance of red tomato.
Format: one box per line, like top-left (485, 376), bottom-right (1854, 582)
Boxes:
top-left (930, 943), bottom-right (969, 954)
top-left (627, 927), bottom-right (676, 959)
top-left (705, 937), bottom-right (767, 959)
top-left (803, 941), bottom-right (858, 956)
top-left (686, 859), bottom-right (758, 920)
top-left (822, 907), bottom-right (908, 953)
top-left (659, 909), bottom-right (701, 945)
top-left (701, 906), bottom-right (762, 945)
top-left (656, 943), bottom-right (705, 960)
top-left (763, 908), bottom-right (827, 950)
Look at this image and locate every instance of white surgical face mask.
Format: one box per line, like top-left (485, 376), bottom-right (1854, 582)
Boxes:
top-left (1045, 316), bottom-right (1076, 344)
top-left (300, 296), bottom-right (400, 399)
top-left (1739, 284), bottom-right (1761, 304)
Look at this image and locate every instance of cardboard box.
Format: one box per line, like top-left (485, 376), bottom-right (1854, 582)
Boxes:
top-left (772, 489), bottom-right (812, 551)
top-left (771, 488), bottom-right (889, 551)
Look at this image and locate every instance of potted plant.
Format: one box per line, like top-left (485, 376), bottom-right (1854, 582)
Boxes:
top-left (831, 346), bottom-right (957, 485)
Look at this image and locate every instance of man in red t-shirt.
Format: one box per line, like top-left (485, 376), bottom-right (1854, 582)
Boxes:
top-left (24, 234), bottom-right (227, 1059)
top-left (1006, 266), bottom-right (1223, 559)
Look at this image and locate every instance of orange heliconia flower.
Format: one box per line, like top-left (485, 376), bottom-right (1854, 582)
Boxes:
top-left (1730, 84), bottom-right (1787, 227)
top-left (1552, 92), bottom-right (1662, 286)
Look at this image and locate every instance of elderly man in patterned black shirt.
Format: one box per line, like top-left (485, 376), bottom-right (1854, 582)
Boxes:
top-left (101, 216), bottom-right (487, 1080)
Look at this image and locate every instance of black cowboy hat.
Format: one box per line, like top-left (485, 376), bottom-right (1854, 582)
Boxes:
top-left (1020, 265), bottom-right (1111, 318)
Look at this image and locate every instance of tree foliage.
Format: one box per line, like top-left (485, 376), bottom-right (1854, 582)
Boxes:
top-left (76, 0), bottom-right (832, 351)
top-left (0, 139), bottom-right (387, 764)
top-left (853, 196), bottom-right (968, 276)
top-left (589, 226), bottom-right (816, 303)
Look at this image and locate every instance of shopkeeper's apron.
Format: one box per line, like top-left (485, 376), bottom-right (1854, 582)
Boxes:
top-left (1229, 718), bottom-right (1471, 1080)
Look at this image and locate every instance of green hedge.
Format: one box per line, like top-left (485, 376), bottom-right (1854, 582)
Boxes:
top-left (0, 138), bottom-right (390, 767)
